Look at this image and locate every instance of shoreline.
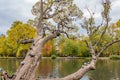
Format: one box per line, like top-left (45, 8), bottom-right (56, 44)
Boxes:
top-left (0, 57), bottom-right (24, 59)
top-left (0, 57), bottom-right (109, 59)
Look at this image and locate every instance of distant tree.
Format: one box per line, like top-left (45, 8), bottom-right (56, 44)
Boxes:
top-left (0, 21), bottom-right (36, 57)
top-left (6, 21), bottom-right (36, 57)
top-left (0, 34), bottom-right (8, 57)
top-left (42, 39), bottom-right (56, 57)
top-left (61, 39), bottom-right (80, 56)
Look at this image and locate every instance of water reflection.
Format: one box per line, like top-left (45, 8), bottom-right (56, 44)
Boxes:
top-left (88, 60), bottom-right (120, 80)
top-left (0, 59), bottom-right (22, 75)
top-left (37, 58), bottom-right (87, 79)
top-left (0, 58), bottom-right (120, 80)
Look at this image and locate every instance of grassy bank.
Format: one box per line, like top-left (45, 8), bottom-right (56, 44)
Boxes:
top-left (109, 55), bottom-right (120, 60)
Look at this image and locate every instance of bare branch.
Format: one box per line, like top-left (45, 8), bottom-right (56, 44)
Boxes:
top-left (94, 0), bottom-right (111, 47)
top-left (43, 1), bottom-right (55, 15)
top-left (86, 6), bottom-right (95, 34)
top-left (43, 26), bottom-right (52, 31)
top-left (94, 18), bottom-right (108, 47)
top-left (59, 30), bottom-right (70, 38)
top-left (93, 18), bottom-right (104, 33)
top-left (86, 6), bottom-right (94, 18)
top-left (97, 38), bottom-right (120, 57)
top-left (84, 40), bottom-right (89, 48)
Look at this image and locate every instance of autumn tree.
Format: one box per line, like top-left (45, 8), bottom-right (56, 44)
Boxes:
top-left (0, 34), bottom-right (8, 57)
top-left (106, 20), bottom-right (120, 56)
top-left (0, 21), bottom-right (36, 57)
top-left (7, 21), bottom-right (36, 57)
top-left (58, 37), bottom-right (90, 57)
top-left (42, 39), bottom-right (56, 57)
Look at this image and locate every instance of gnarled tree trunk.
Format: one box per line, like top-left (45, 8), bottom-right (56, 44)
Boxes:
top-left (1, 34), bottom-right (57, 80)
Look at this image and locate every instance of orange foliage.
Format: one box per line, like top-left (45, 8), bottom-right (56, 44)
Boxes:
top-left (42, 40), bottom-right (54, 57)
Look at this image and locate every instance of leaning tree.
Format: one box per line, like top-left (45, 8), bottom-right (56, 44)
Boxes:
top-left (1, 0), bottom-right (120, 80)
top-left (1, 0), bottom-right (83, 80)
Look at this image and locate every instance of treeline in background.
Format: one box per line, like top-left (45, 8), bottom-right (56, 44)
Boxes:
top-left (1, 19), bottom-right (120, 57)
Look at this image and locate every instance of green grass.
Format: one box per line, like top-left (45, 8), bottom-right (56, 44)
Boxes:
top-left (109, 55), bottom-right (120, 60)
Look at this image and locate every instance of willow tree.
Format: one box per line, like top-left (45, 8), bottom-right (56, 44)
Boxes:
top-left (1, 0), bottom-right (82, 80)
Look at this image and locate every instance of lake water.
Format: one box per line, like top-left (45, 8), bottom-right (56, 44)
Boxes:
top-left (0, 58), bottom-right (120, 80)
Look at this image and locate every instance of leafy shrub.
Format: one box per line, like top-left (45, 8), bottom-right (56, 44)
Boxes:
top-left (51, 55), bottom-right (57, 59)
top-left (62, 40), bottom-right (80, 57)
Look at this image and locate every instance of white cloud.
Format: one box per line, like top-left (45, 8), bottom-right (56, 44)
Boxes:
top-left (110, 0), bottom-right (120, 22)
top-left (74, 0), bottom-right (120, 23)
top-left (0, 0), bottom-right (39, 34)
top-left (0, 26), bottom-right (9, 35)
top-left (24, 0), bottom-right (39, 4)
top-left (0, 0), bottom-right (120, 35)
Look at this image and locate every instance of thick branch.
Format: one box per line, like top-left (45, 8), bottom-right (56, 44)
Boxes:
top-left (94, 21), bottom-right (108, 47)
top-left (41, 33), bottom-right (59, 47)
top-left (36, 0), bottom-right (44, 36)
top-left (97, 38), bottom-right (120, 57)
top-left (43, 1), bottom-right (55, 15)
top-left (94, 0), bottom-right (111, 47)
top-left (59, 30), bottom-right (70, 38)
top-left (20, 39), bottom-right (34, 44)
top-left (84, 40), bottom-right (89, 48)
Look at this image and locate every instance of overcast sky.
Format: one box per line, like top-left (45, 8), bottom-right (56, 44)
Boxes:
top-left (0, 0), bottom-right (120, 35)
